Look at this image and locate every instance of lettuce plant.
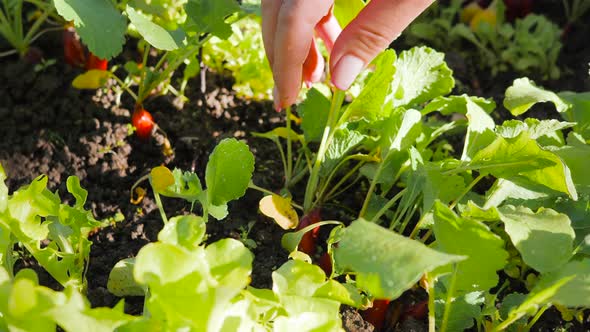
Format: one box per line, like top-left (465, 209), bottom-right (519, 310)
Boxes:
top-left (0, 165), bottom-right (109, 293)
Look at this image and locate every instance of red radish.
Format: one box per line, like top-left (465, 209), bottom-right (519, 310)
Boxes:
top-left (85, 52), bottom-right (108, 71)
top-left (362, 299), bottom-right (391, 331)
top-left (132, 105), bottom-right (155, 140)
top-left (402, 300), bottom-right (428, 321)
top-left (297, 208), bottom-right (321, 256)
top-left (318, 252), bottom-right (332, 276)
top-left (63, 26), bottom-right (86, 67)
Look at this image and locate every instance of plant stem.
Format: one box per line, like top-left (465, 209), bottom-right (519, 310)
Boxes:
top-left (153, 192), bottom-right (168, 224)
top-left (369, 188), bottom-right (407, 223)
top-left (303, 89), bottom-right (345, 212)
top-left (440, 264), bottom-right (459, 332)
top-left (285, 106), bottom-right (293, 186)
top-left (427, 274), bottom-right (436, 332)
top-left (449, 173), bottom-right (485, 210)
top-left (319, 158), bottom-right (366, 203)
top-left (359, 154), bottom-right (384, 219)
top-left (409, 214), bottom-right (427, 239)
top-left (397, 202), bottom-right (419, 234)
top-left (524, 304), bottom-right (549, 331)
top-left (274, 138), bottom-right (288, 184)
top-left (109, 72), bottom-right (139, 101)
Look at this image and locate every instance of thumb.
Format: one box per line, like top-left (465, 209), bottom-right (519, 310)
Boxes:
top-left (330, 0), bottom-right (434, 90)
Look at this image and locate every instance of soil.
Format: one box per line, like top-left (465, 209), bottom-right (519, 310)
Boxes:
top-left (1, 2), bottom-right (590, 331)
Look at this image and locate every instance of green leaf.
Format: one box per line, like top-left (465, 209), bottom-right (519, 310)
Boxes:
top-left (422, 95), bottom-right (496, 161)
top-left (273, 296), bottom-right (342, 331)
top-left (533, 258), bottom-right (590, 307)
top-left (207, 202), bottom-right (229, 220)
top-left (503, 78), bottom-right (570, 116)
top-left (134, 242), bottom-right (205, 286)
top-left (158, 168), bottom-right (203, 204)
top-left (252, 127), bottom-right (302, 142)
top-left (435, 291), bottom-right (484, 332)
top-left (158, 215), bottom-right (206, 250)
top-left (54, 0), bottom-right (127, 59)
top-left (433, 202), bottom-right (508, 292)
top-left (297, 87), bottom-right (331, 142)
top-left (469, 132), bottom-right (577, 200)
top-left (66, 176), bottom-right (87, 208)
top-left (0, 270), bottom-right (57, 332)
top-left (206, 138), bottom-right (254, 206)
top-left (313, 280), bottom-right (364, 308)
top-left (345, 50), bottom-right (396, 122)
top-left (553, 141), bottom-right (590, 194)
top-left (107, 258), bottom-right (144, 297)
top-left (391, 47), bottom-right (454, 108)
top-left (484, 178), bottom-right (552, 209)
top-left (205, 238), bottom-right (253, 288)
top-left (184, 0), bottom-right (241, 38)
top-left (272, 260), bottom-right (326, 297)
top-left (421, 164), bottom-right (467, 212)
top-left (49, 287), bottom-right (135, 332)
top-left (497, 119), bottom-right (574, 146)
top-left (333, 0), bottom-right (365, 27)
top-left (321, 128), bottom-right (366, 176)
top-left (499, 206), bottom-right (575, 273)
top-left (422, 95), bottom-right (496, 116)
top-left (379, 109), bottom-right (422, 156)
top-left (499, 293), bottom-right (527, 320)
top-left (333, 219), bottom-right (464, 299)
top-left (126, 6), bottom-right (185, 51)
top-left (559, 91), bottom-right (590, 138)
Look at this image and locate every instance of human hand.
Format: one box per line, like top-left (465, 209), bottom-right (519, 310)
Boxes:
top-left (262, 0), bottom-right (434, 110)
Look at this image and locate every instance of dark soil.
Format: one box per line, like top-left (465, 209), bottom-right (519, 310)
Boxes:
top-left (1, 2), bottom-right (590, 330)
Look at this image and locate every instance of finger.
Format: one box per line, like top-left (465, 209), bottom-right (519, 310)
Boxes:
top-left (261, 0), bottom-right (282, 68)
top-left (315, 10), bottom-right (341, 53)
top-left (273, 0), bottom-right (334, 109)
top-left (330, 0), bottom-right (434, 90)
top-left (302, 38), bottom-right (324, 88)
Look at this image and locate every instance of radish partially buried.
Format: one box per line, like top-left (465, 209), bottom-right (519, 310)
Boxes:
top-left (132, 105), bottom-right (155, 140)
top-left (362, 299), bottom-right (391, 331)
top-left (297, 208), bottom-right (321, 256)
top-left (63, 26), bottom-right (86, 67)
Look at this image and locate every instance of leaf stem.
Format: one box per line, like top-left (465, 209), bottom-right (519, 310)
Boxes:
top-left (427, 274), bottom-right (436, 332)
top-left (369, 188), bottom-right (407, 223)
top-left (524, 304), bottom-right (549, 331)
top-left (109, 72), bottom-right (139, 101)
top-left (319, 159), bottom-right (366, 204)
top-left (449, 173), bottom-right (485, 210)
top-left (152, 191), bottom-right (168, 224)
top-left (303, 89), bottom-right (345, 212)
top-left (440, 264), bottom-right (459, 332)
top-left (359, 154), bottom-right (384, 219)
top-left (285, 105), bottom-right (293, 186)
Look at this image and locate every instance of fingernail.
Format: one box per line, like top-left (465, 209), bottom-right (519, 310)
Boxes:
top-left (304, 80), bottom-right (312, 89)
top-left (331, 54), bottom-right (364, 90)
top-left (273, 86), bottom-right (281, 112)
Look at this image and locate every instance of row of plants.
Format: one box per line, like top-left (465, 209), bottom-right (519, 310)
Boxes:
top-left (2, 41), bottom-right (590, 330)
top-left (404, 0), bottom-right (589, 80)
